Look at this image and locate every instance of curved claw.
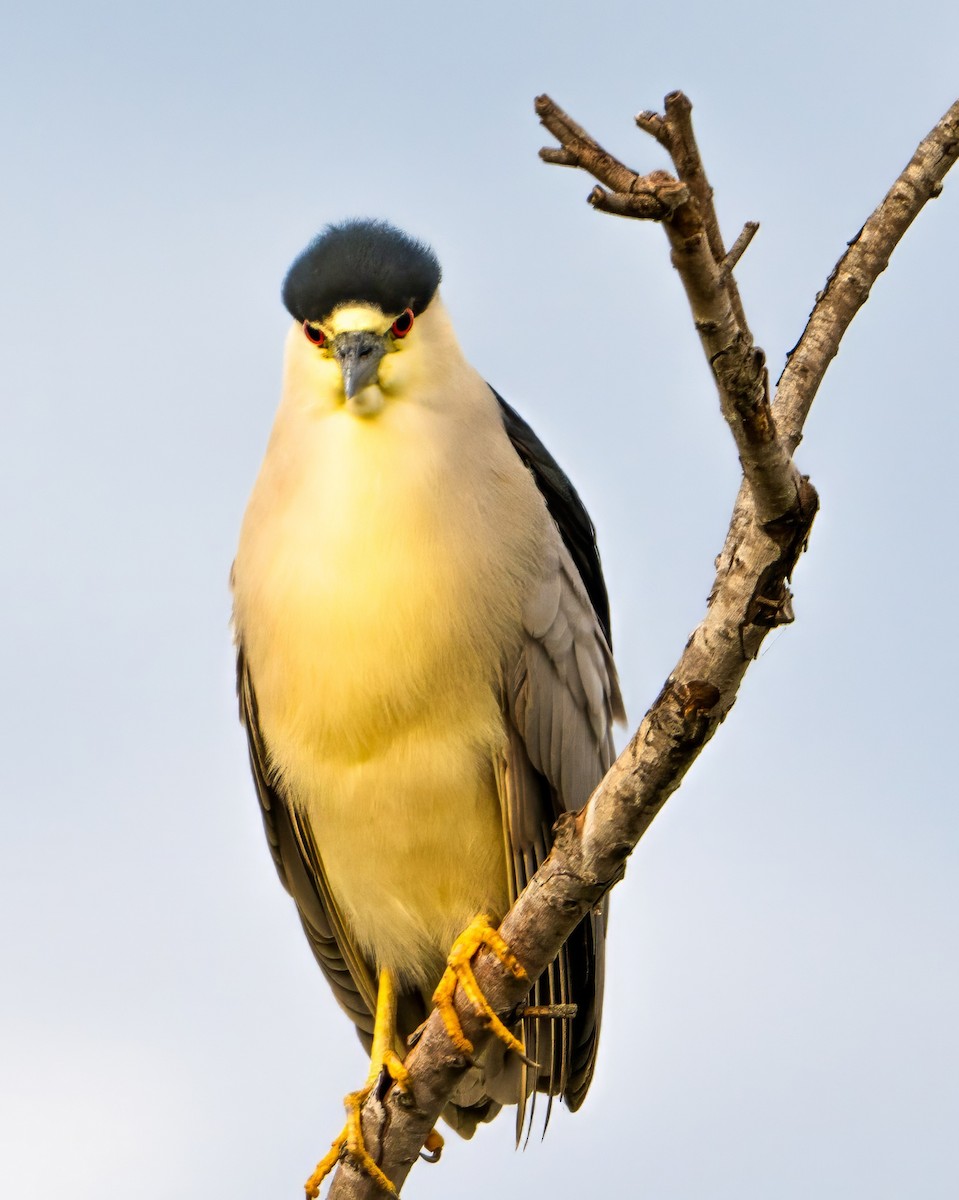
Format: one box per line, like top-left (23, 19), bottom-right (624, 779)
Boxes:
top-left (432, 915), bottom-right (535, 1065)
top-left (419, 1128), bottom-right (445, 1164)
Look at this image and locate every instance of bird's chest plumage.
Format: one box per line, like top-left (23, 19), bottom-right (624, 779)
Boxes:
top-left (235, 404), bottom-right (538, 985)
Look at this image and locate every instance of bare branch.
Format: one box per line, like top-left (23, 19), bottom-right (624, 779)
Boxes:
top-left (538, 147), bottom-right (579, 167)
top-left (323, 95), bottom-right (958, 1200)
top-left (541, 91), bottom-right (797, 524)
top-left (634, 108), bottom-right (670, 149)
top-left (661, 94), bottom-right (731, 287)
top-left (722, 220), bottom-right (760, 277)
top-left (775, 99), bottom-right (959, 453)
top-left (588, 175), bottom-right (689, 220)
top-left (535, 93), bottom-right (640, 195)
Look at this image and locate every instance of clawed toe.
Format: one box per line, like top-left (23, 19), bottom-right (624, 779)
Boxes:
top-left (432, 915), bottom-right (534, 1064)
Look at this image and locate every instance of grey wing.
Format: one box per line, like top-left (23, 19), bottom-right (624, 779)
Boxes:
top-left (236, 646), bottom-right (379, 1044)
top-left (503, 530), bottom-right (624, 1131)
top-left (499, 429), bottom-right (624, 1132)
top-left (494, 386), bottom-right (624, 1127)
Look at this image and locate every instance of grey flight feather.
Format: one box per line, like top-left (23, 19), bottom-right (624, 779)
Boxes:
top-left (494, 386), bottom-right (624, 1129)
top-left (502, 533), bottom-right (622, 1127)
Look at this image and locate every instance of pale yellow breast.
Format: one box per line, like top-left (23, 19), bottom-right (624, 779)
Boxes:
top-left (234, 392), bottom-right (545, 985)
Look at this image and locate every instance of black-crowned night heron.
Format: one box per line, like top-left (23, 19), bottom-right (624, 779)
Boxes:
top-left (232, 219), bottom-right (623, 1195)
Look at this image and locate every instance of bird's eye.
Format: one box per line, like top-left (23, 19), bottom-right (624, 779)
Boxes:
top-left (391, 309), bottom-right (414, 339)
top-left (303, 322), bottom-right (326, 346)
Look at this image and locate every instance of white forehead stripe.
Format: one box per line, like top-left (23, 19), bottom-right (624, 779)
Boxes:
top-left (328, 304), bottom-right (390, 335)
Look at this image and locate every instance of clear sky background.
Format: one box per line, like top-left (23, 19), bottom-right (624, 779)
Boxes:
top-left (2, 3), bottom-right (957, 1198)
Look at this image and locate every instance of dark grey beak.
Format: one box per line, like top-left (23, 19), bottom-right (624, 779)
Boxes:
top-left (333, 331), bottom-right (386, 399)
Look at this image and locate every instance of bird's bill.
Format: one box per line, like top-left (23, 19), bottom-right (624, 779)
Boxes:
top-left (333, 331), bottom-right (387, 399)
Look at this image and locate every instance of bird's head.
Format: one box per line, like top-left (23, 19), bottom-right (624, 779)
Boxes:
top-left (281, 219), bottom-right (443, 418)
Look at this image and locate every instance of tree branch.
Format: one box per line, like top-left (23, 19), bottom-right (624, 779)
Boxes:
top-left (775, 100), bottom-right (959, 453)
top-left (323, 93), bottom-right (959, 1200)
top-left (539, 92), bottom-right (797, 526)
top-left (721, 220), bottom-right (760, 277)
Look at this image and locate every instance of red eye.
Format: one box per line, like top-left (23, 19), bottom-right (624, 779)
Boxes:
top-left (391, 308), bottom-right (414, 339)
top-left (303, 321), bottom-right (326, 346)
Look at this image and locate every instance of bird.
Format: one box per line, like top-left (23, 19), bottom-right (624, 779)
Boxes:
top-left (231, 219), bottom-right (624, 1195)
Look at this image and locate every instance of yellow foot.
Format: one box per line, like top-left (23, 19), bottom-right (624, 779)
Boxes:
top-left (304, 1053), bottom-right (409, 1198)
top-left (420, 1128), bottom-right (444, 1164)
top-left (432, 914), bottom-right (531, 1061)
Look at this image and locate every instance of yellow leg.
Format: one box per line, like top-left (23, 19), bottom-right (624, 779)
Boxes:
top-left (365, 967), bottom-right (410, 1094)
top-left (304, 970), bottom-right (411, 1198)
top-left (432, 915), bottom-right (531, 1061)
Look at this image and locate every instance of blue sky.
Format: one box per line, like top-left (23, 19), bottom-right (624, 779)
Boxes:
top-left (2, 3), bottom-right (957, 1197)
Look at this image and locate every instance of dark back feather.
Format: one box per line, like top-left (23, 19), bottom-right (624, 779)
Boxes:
top-left (492, 387), bottom-right (613, 648)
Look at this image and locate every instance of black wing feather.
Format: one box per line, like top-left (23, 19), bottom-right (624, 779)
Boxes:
top-left (492, 386), bottom-right (613, 647)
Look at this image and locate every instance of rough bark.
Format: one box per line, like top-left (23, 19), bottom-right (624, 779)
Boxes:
top-left (322, 92), bottom-right (959, 1200)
